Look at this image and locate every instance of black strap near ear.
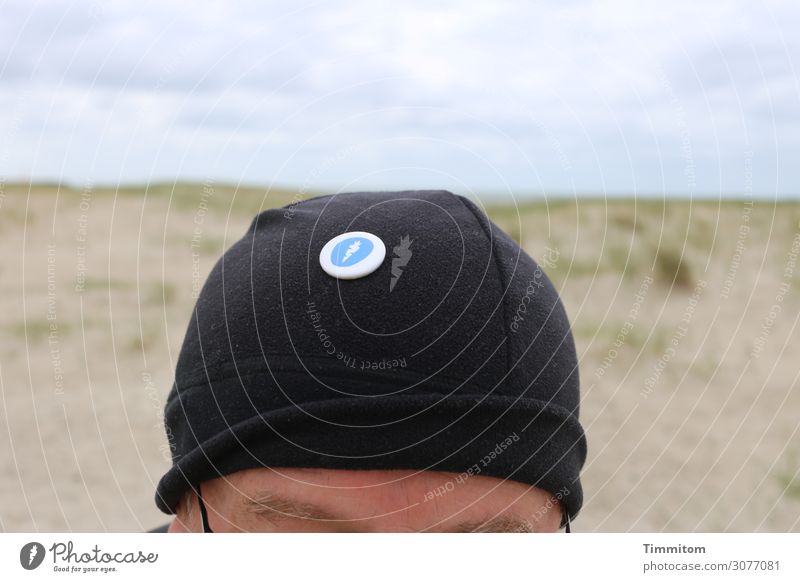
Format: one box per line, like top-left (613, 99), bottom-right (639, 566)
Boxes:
top-left (197, 484), bottom-right (213, 533)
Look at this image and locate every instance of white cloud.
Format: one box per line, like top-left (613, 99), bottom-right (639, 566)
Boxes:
top-left (0, 0), bottom-right (798, 196)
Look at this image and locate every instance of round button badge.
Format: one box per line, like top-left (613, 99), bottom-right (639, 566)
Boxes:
top-left (319, 231), bottom-right (386, 280)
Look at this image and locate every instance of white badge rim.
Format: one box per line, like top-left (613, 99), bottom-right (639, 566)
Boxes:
top-left (319, 231), bottom-right (386, 280)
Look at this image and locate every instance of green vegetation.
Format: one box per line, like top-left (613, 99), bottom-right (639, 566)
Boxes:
top-left (147, 281), bottom-right (177, 306)
top-left (14, 181), bottom-right (304, 216)
top-left (655, 246), bottom-right (694, 289)
top-left (5, 319), bottom-right (71, 342)
top-left (776, 449), bottom-right (800, 502)
top-left (125, 326), bottom-right (162, 354)
top-left (81, 277), bottom-right (133, 292)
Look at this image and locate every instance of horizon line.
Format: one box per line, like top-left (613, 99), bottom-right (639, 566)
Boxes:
top-left (3, 179), bottom-right (797, 202)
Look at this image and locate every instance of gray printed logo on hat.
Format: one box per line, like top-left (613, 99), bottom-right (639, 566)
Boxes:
top-left (389, 234), bottom-right (413, 292)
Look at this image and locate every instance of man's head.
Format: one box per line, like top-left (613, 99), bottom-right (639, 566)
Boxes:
top-left (168, 468), bottom-right (565, 532)
top-left (156, 190), bottom-right (586, 531)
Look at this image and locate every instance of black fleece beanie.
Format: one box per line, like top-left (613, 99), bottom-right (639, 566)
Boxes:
top-left (155, 190), bottom-right (587, 520)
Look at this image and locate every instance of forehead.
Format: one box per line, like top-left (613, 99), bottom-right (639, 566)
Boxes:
top-left (214, 467), bottom-right (557, 530)
top-left (231, 467), bottom-right (533, 495)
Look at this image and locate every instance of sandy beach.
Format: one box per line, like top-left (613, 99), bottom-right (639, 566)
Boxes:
top-left (1, 183), bottom-right (798, 532)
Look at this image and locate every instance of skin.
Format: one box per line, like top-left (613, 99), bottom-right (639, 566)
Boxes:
top-left (167, 467), bottom-right (564, 533)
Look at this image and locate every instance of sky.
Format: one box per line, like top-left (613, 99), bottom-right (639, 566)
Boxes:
top-left (0, 0), bottom-right (798, 199)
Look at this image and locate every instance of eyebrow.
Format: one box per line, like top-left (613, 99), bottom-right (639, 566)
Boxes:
top-left (448, 516), bottom-right (536, 533)
top-left (241, 492), bottom-right (536, 532)
top-left (241, 493), bottom-right (341, 522)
